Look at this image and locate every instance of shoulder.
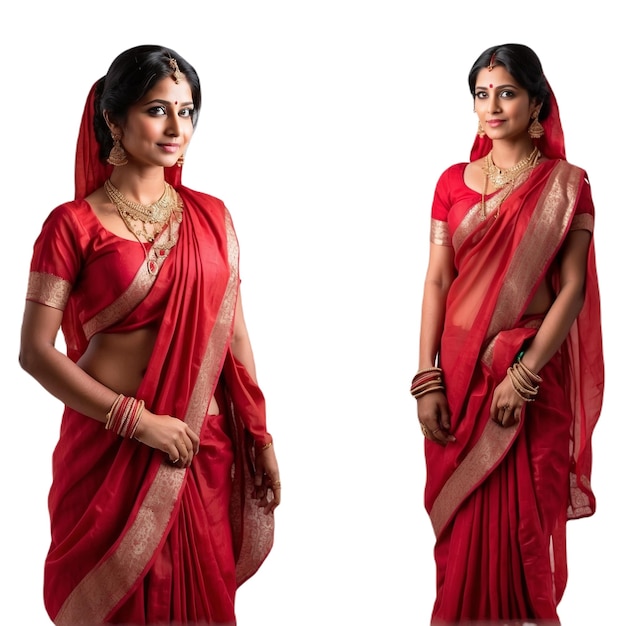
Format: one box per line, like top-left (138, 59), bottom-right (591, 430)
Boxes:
top-left (177, 186), bottom-right (226, 211)
top-left (547, 160), bottom-right (596, 225)
top-left (435, 162), bottom-right (468, 184)
top-left (432, 162), bottom-right (469, 204)
top-left (548, 159), bottom-right (589, 184)
top-left (39, 199), bottom-right (92, 237)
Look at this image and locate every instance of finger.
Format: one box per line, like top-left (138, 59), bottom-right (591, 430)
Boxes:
top-left (269, 483), bottom-right (281, 511)
top-left (433, 426), bottom-right (456, 445)
top-left (440, 411), bottom-right (452, 430)
top-left (431, 426), bottom-right (445, 443)
top-left (186, 428), bottom-right (200, 454)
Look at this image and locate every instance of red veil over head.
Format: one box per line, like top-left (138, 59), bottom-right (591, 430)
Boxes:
top-left (74, 81), bottom-right (182, 200)
top-left (470, 80), bottom-right (566, 162)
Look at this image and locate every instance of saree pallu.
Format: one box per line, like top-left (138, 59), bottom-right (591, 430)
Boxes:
top-left (425, 160), bottom-right (603, 624)
top-left (33, 188), bottom-right (273, 625)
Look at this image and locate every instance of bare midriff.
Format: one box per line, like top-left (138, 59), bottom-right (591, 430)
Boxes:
top-left (77, 327), bottom-right (219, 414)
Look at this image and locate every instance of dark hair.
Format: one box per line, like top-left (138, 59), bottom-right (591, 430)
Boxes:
top-left (468, 43), bottom-right (551, 121)
top-left (93, 44), bottom-right (202, 162)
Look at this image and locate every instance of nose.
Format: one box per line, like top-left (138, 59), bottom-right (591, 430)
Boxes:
top-left (166, 115), bottom-right (181, 137)
top-left (487, 94), bottom-right (501, 114)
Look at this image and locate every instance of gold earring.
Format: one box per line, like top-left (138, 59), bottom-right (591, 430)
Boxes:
top-left (107, 134), bottom-right (128, 166)
top-left (477, 121), bottom-right (486, 138)
top-left (528, 111), bottom-right (544, 139)
top-left (176, 153), bottom-right (185, 167)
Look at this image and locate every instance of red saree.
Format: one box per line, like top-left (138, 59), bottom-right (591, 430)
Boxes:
top-left (425, 158), bottom-right (603, 624)
top-left (25, 83), bottom-right (274, 625)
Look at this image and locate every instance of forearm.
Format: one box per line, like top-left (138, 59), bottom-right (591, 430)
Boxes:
top-left (418, 281), bottom-right (448, 369)
top-left (20, 343), bottom-right (120, 423)
top-left (520, 284), bottom-right (585, 373)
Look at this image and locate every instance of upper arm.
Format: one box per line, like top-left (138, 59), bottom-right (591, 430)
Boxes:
top-left (232, 286), bottom-right (250, 343)
top-left (425, 243), bottom-right (456, 291)
top-left (20, 300), bottom-right (64, 367)
top-left (559, 228), bottom-right (591, 292)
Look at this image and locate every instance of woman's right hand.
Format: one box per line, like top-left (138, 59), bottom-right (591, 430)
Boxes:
top-left (417, 391), bottom-right (456, 445)
top-left (133, 411), bottom-right (200, 467)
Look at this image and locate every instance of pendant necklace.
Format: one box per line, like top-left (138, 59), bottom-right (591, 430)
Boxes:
top-left (104, 179), bottom-right (183, 274)
top-left (480, 147), bottom-right (541, 219)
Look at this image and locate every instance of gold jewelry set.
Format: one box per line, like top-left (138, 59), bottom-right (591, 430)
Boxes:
top-left (104, 179), bottom-right (182, 275)
top-left (480, 146), bottom-right (541, 220)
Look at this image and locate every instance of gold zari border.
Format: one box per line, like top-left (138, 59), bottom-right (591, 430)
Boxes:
top-left (429, 162), bottom-right (584, 538)
top-left (55, 210), bottom-right (239, 625)
top-left (26, 272), bottom-right (72, 310)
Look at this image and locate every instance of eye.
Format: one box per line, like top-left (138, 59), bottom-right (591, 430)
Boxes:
top-left (148, 105), bottom-right (167, 116)
top-left (474, 90), bottom-right (488, 99)
top-left (179, 107), bottom-right (194, 118)
top-left (500, 89), bottom-right (516, 99)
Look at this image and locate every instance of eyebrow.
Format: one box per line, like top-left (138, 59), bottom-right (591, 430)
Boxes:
top-left (475, 83), bottom-right (518, 90)
top-left (143, 99), bottom-right (194, 106)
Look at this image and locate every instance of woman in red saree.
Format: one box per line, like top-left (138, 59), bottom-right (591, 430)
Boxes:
top-left (413, 44), bottom-right (603, 624)
top-left (19, 45), bottom-right (280, 625)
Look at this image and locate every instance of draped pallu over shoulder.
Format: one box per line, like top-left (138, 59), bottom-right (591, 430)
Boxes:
top-left (425, 159), bottom-right (603, 621)
top-left (27, 79), bottom-right (274, 625)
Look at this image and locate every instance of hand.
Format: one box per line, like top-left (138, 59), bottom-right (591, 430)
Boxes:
top-left (490, 375), bottom-right (523, 428)
top-left (133, 411), bottom-right (200, 468)
top-left (253, 443), bottom-right (281, 514)
top-left (417, 390), bottom-right (456, 445)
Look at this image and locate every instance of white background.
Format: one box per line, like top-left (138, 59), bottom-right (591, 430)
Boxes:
top-left (2, 1), bottom-right (622, 624)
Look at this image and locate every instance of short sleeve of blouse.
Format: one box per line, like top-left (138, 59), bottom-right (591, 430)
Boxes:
top-left (26, 203), bottom-right (84, 310)
top-left (430, 164), bottom-right (465, 246)
top-left (571, 170), bottom-right (595, 233)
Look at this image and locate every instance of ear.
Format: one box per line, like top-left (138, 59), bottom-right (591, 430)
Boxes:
top-left (103, 110), bottom-right (121, 136)
top-left (529, 98), bottom-right (542, 118)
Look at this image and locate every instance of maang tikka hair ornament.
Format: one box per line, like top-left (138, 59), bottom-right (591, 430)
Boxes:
top-left (168, 57), bottom-right (183, 84)
top-left (487, 52), bottom-right (497, 71)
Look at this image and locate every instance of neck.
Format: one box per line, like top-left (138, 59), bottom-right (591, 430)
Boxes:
top-left (108, 166), bottom-right (166, 205)
top-left (489, 140), bottom-right (537, 169)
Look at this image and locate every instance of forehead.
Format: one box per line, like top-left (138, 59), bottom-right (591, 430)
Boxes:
top-left (475, 65), bottom-right (522, 89)
top-left (137, 76), bottom-right (193, 104)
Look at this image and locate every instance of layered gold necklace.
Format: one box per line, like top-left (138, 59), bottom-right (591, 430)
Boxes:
top-left (104, 179), bottom-right (182, 274)
top-left (480, 147), bottom-right (541, 219)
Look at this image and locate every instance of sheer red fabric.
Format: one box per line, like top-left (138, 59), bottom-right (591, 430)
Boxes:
top-left (27, 81), bottom-right (274, 625)
top-left (425, 86), bottom-right (603, 623)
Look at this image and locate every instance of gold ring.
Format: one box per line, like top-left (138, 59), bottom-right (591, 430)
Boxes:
top-left (272, 481), bottom-right (282, 488)
top-left (420, 423), bottom-right (429, 436)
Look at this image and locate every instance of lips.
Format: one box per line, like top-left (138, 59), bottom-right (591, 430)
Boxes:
top-left (486, 119), bottom-right (504, 127)
top-left (158, 143), bottom-right (180, 153)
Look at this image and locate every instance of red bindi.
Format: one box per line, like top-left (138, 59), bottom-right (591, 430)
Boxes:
top-left (489, 84), bottom-right (493, 88)
top-left (174, 101), bottom-right (178, 105)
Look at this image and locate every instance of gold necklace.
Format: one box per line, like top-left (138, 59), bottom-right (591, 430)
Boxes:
top-left (104, 179), bottom-right (177, 224)
top-left (104, 178), bottom-right (183, 274)
top-left (480, 148), bottom-right (541, 220)
top-left (482, 146), bottom-right (540, 189)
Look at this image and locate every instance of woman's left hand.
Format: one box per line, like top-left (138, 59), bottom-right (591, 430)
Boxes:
top-left (490, 375), bottom-right (523, 428)
top-left (253, 443), bottom-right (281, 514)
